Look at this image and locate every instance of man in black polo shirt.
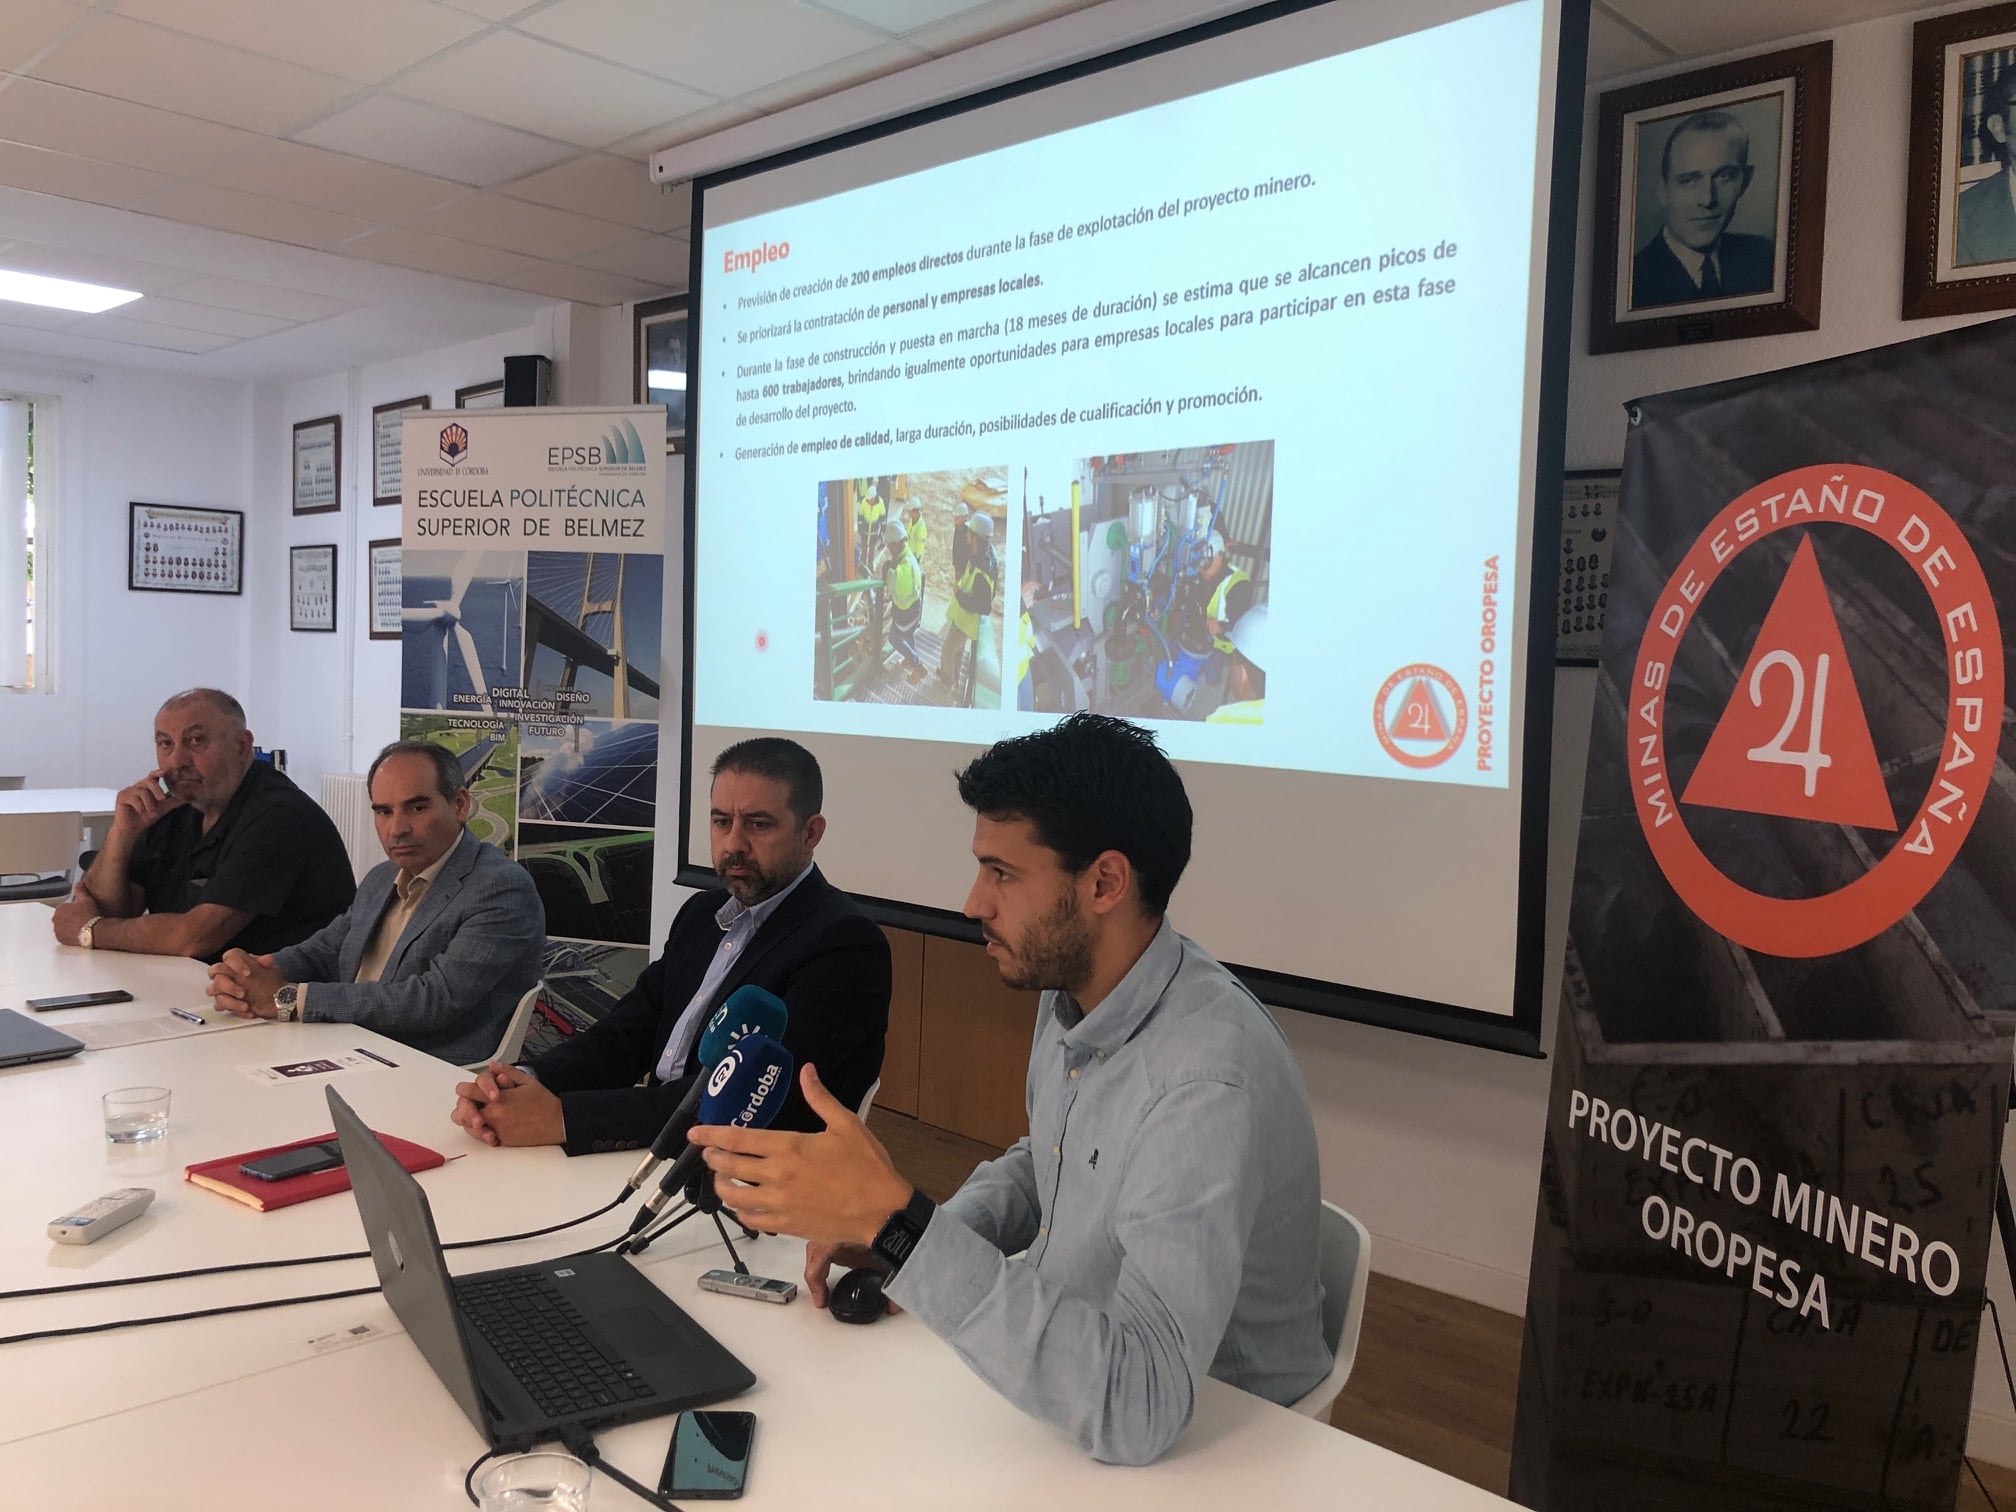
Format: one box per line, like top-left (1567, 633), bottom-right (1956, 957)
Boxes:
top-left (50, 688), bottom-right (355, 962)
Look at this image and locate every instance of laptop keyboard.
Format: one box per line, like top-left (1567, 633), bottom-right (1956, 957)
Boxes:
top-left (455, 1270), bottom-right (657, 1421)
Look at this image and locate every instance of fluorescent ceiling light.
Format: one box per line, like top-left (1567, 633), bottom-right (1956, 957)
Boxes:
top-left (647, 369), bottom-right (686, 390)
top-left (0, 268), bottom-right (143, 314)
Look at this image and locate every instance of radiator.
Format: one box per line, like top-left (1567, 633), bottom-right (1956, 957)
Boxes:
top-left (319, 773), bottom-right (374, 882)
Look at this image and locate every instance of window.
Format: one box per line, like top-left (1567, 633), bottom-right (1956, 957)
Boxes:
top-left (0, 396), bottom-right (42, 691)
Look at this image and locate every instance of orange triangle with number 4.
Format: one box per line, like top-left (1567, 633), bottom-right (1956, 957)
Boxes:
top-left (1681, 536), bottom-right (1896, 830)
top-left (1395, 678), bottom-right (1451, 742)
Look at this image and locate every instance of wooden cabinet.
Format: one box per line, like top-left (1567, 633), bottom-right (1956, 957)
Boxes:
top-left (877, 926), bottom-right (922, 1117)
top-left (915, 932), bottom-right (1039, 1150)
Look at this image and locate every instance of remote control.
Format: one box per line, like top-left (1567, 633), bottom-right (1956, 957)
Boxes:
top-left (48, 1187), bottom-right (155, 1245)
top-left (698, 1267), bottom-right (797, 1304)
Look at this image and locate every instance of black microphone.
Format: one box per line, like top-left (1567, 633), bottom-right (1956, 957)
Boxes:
top-left (617, 1074), bottom-right (705, 1198)
top-left (628, 1034), bottom-right (796, 1235)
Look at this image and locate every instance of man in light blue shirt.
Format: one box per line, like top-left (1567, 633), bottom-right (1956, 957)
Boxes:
top-left (689, 713), bottom-right (1330, 1464)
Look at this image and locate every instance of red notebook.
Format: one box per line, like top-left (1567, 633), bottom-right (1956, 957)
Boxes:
top-left (185, 1129), bottom-right (444, 1211)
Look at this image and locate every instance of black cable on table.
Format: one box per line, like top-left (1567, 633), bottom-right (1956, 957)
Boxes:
top-left (0, 1282), bottom-right (383, 1347)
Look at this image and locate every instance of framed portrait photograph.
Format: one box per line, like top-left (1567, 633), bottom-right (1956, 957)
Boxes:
top-left (634, 294), bottom-right (688, 452)
top-left (368, 538), bottom-right (402, 641)
top-left (456, 379), bottom-right (505, 410)
top-left (1589, 43), bottom-right (1832, 353)
top-left (1905, 3), bottom-right (2016, 318)
top-left (292, 414), bottom-right (341, 515)
top-left (290, 544), bottom-right (337, 633)
top-left (371, 395), bottom-right (428, 507)
top-left (128, 503), bottom-right (243, 596)
top-left (1556, 472), bottom-right (1619, 666)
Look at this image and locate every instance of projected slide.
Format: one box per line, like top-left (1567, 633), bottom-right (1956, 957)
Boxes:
top-left (693, 2), bottom-right (1542, 789)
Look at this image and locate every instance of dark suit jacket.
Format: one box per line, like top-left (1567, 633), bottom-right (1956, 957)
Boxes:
top-left (1631, 229), bottom-right (1773, 308)
top-left (527, 865), bottom-right (890, 1155)
top-left (1956, 172), bottom-right (2016, 267)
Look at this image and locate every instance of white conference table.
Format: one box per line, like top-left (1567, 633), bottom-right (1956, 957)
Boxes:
top-left (0, 903), bottom-right (1521, 1511)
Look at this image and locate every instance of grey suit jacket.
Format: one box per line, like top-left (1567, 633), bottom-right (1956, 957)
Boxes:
top-left (272, 828), bottom-right (544, 1066)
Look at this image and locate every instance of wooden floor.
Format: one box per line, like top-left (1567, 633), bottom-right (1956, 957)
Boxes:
top-left (866, 1108), bottom-right (2016, 1510)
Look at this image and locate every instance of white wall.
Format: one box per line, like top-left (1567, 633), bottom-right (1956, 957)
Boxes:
top-left (0, 359), bottom-right (253, 788)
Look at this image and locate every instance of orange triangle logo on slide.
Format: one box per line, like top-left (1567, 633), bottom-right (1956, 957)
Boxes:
top-left (1394, 677), bottom-right (1451, 742)
top-left (1681, 536), bottom-right (1896, 830)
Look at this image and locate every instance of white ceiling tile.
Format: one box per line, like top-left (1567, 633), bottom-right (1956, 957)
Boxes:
top-left (738, 38), bottom-right (930, 114)
top-left (809, 0), bottom-right (997, 34)
top-left (169, 275), bottom-right (355, 320)
top-left (501, 260), bottom-right (670, 305)
top-left (0, 0), bottom-right (88, 73)
top-left (294, 96), bottom-right (577, 186)
top-left (0, 302), bottom-right (91, 331)
top-left (498, 154), bottom-right (688, 232)
top-left (30, 17), bottom-right (357, 134)
top-left (118, 295), bottom-right (293, 337)
top-left (608, 104), bottom-right (763, 163)
top-left (63, 313), bottom-right (236, 353)
top-left (344, 224), bottom-right (542, 281)
top-left (1586, 9), bottom-right (1672, 83)
top-left (205, 139), bottom-right (466, 221)
top-left (113, 0), bottom-right (486, 84)
top-left (0, 78), bottom-right (263, 176)
top-left (517, 0), bottom-right (890, 98)
top-left (0, 139), bottom-right (174, 209)
top-left (129, 181), bottom-right (377, 248)
top-left (0, 239), bottom-right (191, 293)
top-left (436, 0), bottom-right (542, 17)
top-left (576, 232), bottom-right (689, 282)
top-left (410, 191), bottom-right (632, 259)
top-left (393, 31), bottom-right (715, 149)
top-left (901, 0), bottom-right (1093, 54)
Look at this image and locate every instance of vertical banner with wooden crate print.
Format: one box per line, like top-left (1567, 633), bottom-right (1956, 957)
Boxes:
top-left (400, 406), bottom-right (666, 1058)
top-left (1511, 320), bottom-right (2016, 1512)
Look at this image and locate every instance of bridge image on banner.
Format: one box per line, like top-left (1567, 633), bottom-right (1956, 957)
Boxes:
top-left (1511, 320), bottom-right (2016, 1512)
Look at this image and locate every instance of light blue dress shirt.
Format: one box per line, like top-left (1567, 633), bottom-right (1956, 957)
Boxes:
top-left (885, 917), bottom-right (1331, 1465)
top-left (651, 863), bottom-right (814, 1083)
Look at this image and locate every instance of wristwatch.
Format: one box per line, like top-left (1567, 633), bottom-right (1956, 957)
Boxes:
top-left (77, 916), bottom-right (102, 950)
top-left (273, 983), bottom-right (302, 1022)
top-left (870, 1188), bottom-right (936, 1275)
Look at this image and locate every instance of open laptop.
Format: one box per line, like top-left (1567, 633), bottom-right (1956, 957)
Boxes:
top-left (0, 1008), bottom-right (84, 1068)
top-left (327, 1086), bottom-right (754, 1452)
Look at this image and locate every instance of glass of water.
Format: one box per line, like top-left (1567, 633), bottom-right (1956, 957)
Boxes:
top-left (102, 1086), bottom-right (170, 1143)
top-left (473, 1452), bottom-right (592, 1512)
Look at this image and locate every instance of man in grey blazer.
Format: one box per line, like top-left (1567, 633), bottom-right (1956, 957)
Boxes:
top-left (207, 739), bottom-right (543, 1067)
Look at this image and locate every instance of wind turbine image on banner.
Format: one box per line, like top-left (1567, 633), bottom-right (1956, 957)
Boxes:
top-left (402, 558), bottom-right (523, 711)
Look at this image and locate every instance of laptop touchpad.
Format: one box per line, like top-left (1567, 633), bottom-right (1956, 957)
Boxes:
top-left (606, 1306), bottom-right (690, 1358)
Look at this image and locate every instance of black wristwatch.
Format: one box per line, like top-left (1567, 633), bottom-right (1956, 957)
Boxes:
top-left (870, 1188), bottom-right (936, 1274)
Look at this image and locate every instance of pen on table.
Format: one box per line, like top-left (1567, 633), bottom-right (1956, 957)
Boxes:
top-left (168, 1007), bottom-right (205, 1026)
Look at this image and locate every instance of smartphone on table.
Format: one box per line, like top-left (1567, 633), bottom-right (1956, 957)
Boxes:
top-left (659, 1411), bottom-right (756, 1500)
top-left (26, 990), bottom-right (134, 1012)
top-left (240, 1140), bottom-right (345, 1182)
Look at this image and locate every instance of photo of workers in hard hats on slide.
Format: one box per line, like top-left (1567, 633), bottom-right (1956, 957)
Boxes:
top-left (1019, 442), bottom-right (1273, 724)
top-left (813, 468), bottom-right (1009, 708)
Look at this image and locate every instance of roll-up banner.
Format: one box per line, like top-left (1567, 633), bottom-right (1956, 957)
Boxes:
top-left (1512, 320), bottom-right (2016, 1511)
top-left (399, 406), bottom-right (666, 1056)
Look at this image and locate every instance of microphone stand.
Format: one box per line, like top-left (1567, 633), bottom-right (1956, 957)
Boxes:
top-left (619, 1203), bottom-right (699, 1258)
top-left (686, 1174), bottom-right (760, 1277)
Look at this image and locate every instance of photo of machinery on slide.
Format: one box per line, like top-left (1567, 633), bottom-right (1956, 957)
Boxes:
top-left (1023, 443), bottom-right (1273, 723)
top-left (814, 467), bottom-right (1009, 708)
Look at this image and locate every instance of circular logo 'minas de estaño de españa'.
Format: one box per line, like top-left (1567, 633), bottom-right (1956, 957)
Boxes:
top-left (1374, 664), bottom-right (1468, 769)
top-left (1630, 464), bottom-right (2000, 958)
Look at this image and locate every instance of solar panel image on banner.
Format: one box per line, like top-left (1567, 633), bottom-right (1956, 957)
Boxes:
top-left (402, 549), bottom-right (524, 713)
top-left (519, 720), bottom-right (656, 828)
top-left (519, 823), bottom-right (652, 946)
top-left (525, 552), bottom-right (664, 720)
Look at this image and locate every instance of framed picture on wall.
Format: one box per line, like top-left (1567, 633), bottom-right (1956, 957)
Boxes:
top-left (634, 294), bottom-right (687, 452)
top-left (456, 379), bottom-right (505, 410)
top-left (1905, 3), bottom-right (2016, 318)
top-left (128, 502), bottom-right (243, 596)
top-left (292, 414), bottom-right (341, 515)
top-left (368, 538), bottom-right (401, 641)
top-left (290, 544), bottom-right (337, 633)
top-left (1557, 472), bottom-right (1618, 666)
top-left (1589, 43), bottom-right (1832, 353)
top-left (371, 395), bottom-right (428, 506)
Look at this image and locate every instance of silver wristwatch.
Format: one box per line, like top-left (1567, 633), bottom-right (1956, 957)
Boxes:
top-left (273, 983), bottom-right (301, 1022)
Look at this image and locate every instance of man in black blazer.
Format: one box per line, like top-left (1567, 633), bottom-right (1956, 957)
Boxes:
top-left (450, 738), bottom-right (889, 1155)
top-left (1631, 108), bottom-right (1774, 309)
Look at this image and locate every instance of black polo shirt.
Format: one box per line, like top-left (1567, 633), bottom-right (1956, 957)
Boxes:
top-left (129, 761), bottom-right (356, 962)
